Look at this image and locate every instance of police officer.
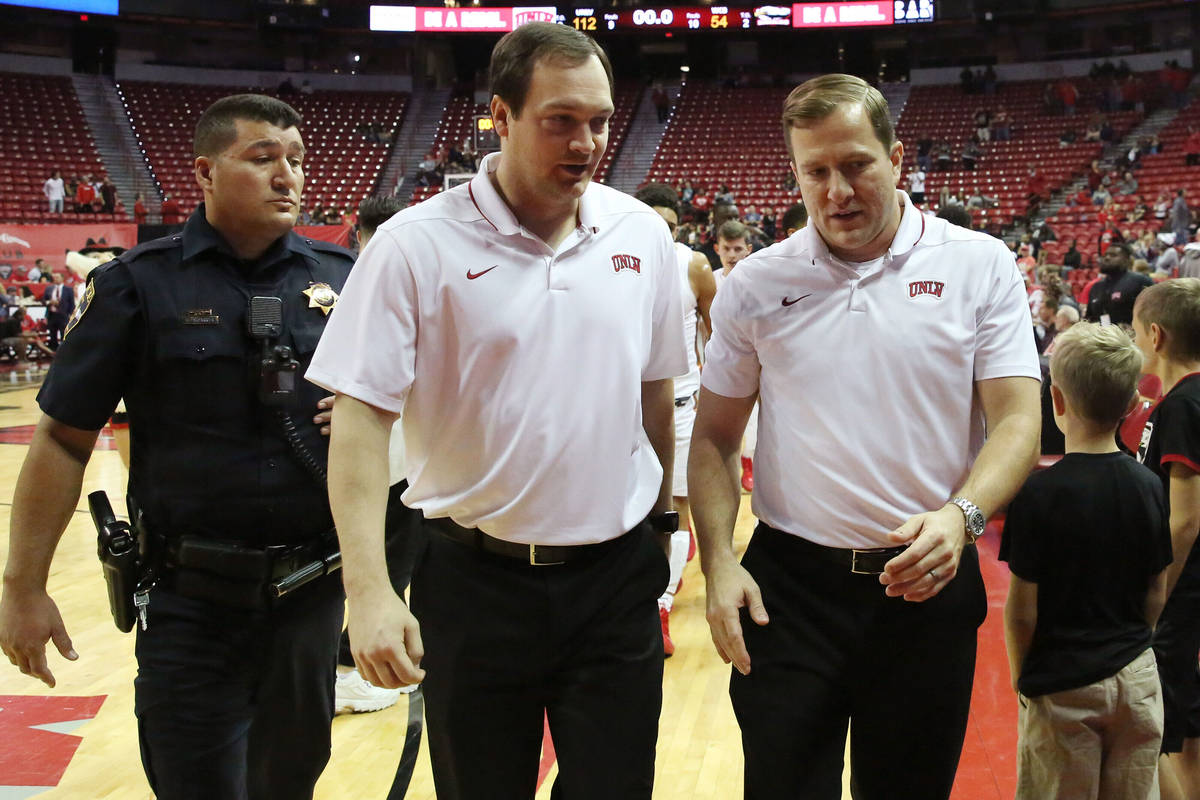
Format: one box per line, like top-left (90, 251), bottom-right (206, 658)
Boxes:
top-left (0, 94), bottom-right (354, 800)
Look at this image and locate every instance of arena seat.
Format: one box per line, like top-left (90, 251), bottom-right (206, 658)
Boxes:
top-left (118, 81), bottom-right (408, 222)
top-left (0, 72), bottom-right (114, 223)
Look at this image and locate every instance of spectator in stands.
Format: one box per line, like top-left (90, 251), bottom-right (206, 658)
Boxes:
top-left (1034, 296), bottom-right (1059, 354)
top-left (416, 152), bottom-right (439, 187)
top-left (915, 136), bottom-right (933, 172)
top-left (761, 211), bottom-right (777, 242)
top-left (1133, 230), bottom-right (1157, 262)
top-left (936, 204), bottom-right (973, 229)
top-left (300, 79), bottom-right (313, 95)
top-left (26, 259), bottom-right (45, 283)
top-left (160, 194), bottom-right (181, 223)
top-left (1099, 118), bottom-right (1115, 143)
top-left (1156, 243), bottom-right (1181, 275)
top-left (1092, 185), bottom-right (1113, 207)
top-left (298, 206), bottom-right (311, 225)
top-left (967, 188), bottom-right (997, 209)
top-left (1181, 238), bottom-right (1200, 279)
top-left (743, 205), bottom-right (763, 227)
top-left (100, 176), bottom-right (118, 214)
top-left (907, 168), bottom-right (926, 205)
top-left (1027, 166), bottom-right (1048, 211)
top-left (37, 272), bottom-right (52, 284)
top-left (1059, 128), bottom-right (1077, 147)
top-left (715, 185), bottom-right (735, 205)
top-left (934, 141), bottom-right (953, 172)
top-left (992, 108), bottom-right (1012, 141)
top-left (1171, 189), bottom-right (1191, 245)
top-left (42, 171), bottom-right (64, 214)
top-left (1118, 171), bottom-right (1139, 196)
top-left (1185, 127), bottom-right (1200, 167)
top-left (974, 108), bottom-right (991, 142)
top-left (1054, 305), bottom-right (1080, 336)
top-left (962, 141), bottom-right (980, 171)
top-left (780, 203), bottom-right (806, 238)
top-left (938, 185), bottom-right (962, 209)
top-left (43, 271), bottom-right (74, 350)
top-left (1044, 83), bottom-right (1062, 115)
top-left (1059, 243), bottom-right (1082, 276)
top-left (651, 83), bottom-right (669, 124)
top-left (133, 192), bottom-right (148, 225)
top-left (1016, 243), bottom-right (1037, 278)
top-left (679, 179), bottom-right (695, 204)
top-left (960, 66), bottom-right (976, 94)
top-left (1056, 79), bottom-right (1079, 115)
top-left (1086, 242), bottom-right (1152, 325)
top-left (1, 307), bottom-right (54, 362)
top-left (75, 174), bottom-right (97, 213)
top-left (1083, 117), bottom-right (1101, 142)
top-left (982, 65), bottom-right (998, 95)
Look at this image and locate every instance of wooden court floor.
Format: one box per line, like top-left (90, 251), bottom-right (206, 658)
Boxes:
top-left (0, 376), bottom-right (1018, 799)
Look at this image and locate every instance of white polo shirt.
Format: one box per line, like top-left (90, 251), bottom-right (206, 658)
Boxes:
top-left (675, 241), bottom-right (701, 399)
top-left (308, 153), bottom-right (687, 545)
top-left (702, 191), bottom-right (1040, 548)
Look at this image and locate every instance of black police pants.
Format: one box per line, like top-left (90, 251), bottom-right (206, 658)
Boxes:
top-left (730, 524), bottom-right (986, 800)
top-left (1153, 544), bottom-right (1200, 752)
top-left (133, 572), bottom-right (344, 800)
top-left (411, 521), bottom-right (669, 800)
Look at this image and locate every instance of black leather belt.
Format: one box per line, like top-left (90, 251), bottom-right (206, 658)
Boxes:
top-left (760, 523), bottom-right (907, 575)
top-left (427, 515), bottom-right (634, 566)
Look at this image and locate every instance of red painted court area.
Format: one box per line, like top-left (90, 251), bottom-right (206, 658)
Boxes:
top-left (0, 695), bottom-right (106, 786)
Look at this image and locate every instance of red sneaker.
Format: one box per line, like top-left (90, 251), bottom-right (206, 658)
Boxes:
top-left (741, 456), bottom-right (754, 493)
top-left (660, 605), bottom-right (675, 657)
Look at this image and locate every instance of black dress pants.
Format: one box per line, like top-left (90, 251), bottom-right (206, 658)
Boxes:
top-left (411, 521), bottom-right (669, 800)
top-left (133, 572), bottom-right (345, 800)
top-left (730, 524), bottom-right (986, 800)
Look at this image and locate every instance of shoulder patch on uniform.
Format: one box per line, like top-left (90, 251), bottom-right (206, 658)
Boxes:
top-left (62, 280), bottom-right (94, 340)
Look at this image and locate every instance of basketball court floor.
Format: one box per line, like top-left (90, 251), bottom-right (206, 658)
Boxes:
top-left (0, 372), bottom-right (1018, 799)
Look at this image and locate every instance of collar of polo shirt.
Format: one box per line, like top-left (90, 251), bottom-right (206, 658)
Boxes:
top-left (800, 190), bottom-right (926, 268)
top-left (470, 152), bottom-right (599, 240)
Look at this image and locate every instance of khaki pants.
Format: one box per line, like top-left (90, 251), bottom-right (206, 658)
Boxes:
top-left (1017, 648), bottom-right (1163, 800)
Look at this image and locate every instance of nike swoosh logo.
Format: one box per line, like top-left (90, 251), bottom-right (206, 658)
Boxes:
top-left (781, 294), bottom-right (812, 307)
top-left (466, 265), bottom-right (499, 280)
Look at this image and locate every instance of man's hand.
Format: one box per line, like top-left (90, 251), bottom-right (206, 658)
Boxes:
top-left (348, 588), bottom-right (425, 689)
top-left (704, 559), bottom-right (769, 676)
top-left (314, 395), bottom-right (335, 436)
top-left (879, 505), bottom-right (967, 602)
top-left (0, 587), bottom-right (77, 688)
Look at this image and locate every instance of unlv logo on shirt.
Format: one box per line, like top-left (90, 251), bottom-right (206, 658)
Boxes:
top-left (612, 254), bottom-right (642, 274)
top-left (908, 280), bottom-right (945, 299)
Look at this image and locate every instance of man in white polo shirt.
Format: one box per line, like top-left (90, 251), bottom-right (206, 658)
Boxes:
top-left (635, 182), bottom-right (715, 656)
top-left (307, 23), bottom-right (686, 799)
top-left (689, 73), bottom-right (1041, 800)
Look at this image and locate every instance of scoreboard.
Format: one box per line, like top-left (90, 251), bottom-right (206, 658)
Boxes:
top-left (370, 2), bottom-right (935, 32)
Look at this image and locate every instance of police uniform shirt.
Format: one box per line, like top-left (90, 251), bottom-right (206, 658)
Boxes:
top-left (702, 191), bottom-right (1041, 549)
top-left (38, 206), bottom-right (355, 544)
top-left (307, 152), bottom-right (688, 546)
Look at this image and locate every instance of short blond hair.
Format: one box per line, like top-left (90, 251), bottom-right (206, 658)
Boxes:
top-left (781, 73), bottom-right (894, 160)
top-left (1134, 277), bottom-right (1200, 362)
top-left (1050, 322), bottom-right (1143, 427)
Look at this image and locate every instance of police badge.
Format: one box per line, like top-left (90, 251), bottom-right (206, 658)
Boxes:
top-left (302, 282), bottom-right (339, 315)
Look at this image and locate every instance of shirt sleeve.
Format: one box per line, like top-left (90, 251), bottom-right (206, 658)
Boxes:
top-left (305, 227), bottom-right (418, 414)
top-left (998, 485), bottom-right (1041, 583)
top-left (975, 245), bottom-right (1042, 382)
top-left (1155, 396), bottom-right (1200, 475)
top-left (700, 271), bottom-right (761, 399)
top-left (643, 219), bottom-right (689, 382)
top-left (36, 262), bottom-right (140, 431)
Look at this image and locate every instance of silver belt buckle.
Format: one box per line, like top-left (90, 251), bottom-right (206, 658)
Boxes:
top-left (529, 544), bottom-right (565, 567)
top-left (850, 549), bottom-right (875, 575)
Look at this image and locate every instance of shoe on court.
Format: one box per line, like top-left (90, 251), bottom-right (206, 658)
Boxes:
top-left (660, 605), bottom-right (675, 658)
top-left (741, 456), bottom-right (754, 493)
top-left (334, 668), bottom-right (404, 714)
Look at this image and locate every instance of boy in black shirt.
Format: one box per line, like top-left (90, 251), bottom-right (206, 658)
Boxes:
top-left (1133, 277), bottom-right (1200, 800)
top-left (1003, 321), bottom-right (1171, 800)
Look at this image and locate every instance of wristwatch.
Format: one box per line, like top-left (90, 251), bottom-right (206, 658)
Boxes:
top-left (647, 511), bottom-right (680, 535)
top-left (950, 497), bottom-right (986, 544)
